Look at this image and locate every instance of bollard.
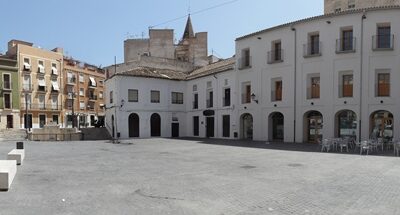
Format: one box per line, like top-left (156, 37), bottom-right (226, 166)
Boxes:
top-left (16, 142), bottom-right (24, 149)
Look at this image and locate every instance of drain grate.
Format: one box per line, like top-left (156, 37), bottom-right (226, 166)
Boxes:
top-left (288, 163), bottom-right (303, 167)
top-left (241, 165), bottom-right (257, 169)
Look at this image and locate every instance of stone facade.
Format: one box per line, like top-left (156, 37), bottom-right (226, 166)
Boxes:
top-left (325, 0), bottom-right (400, 14)
top-left (0, 56), bottom-right (20, 129)
top-left (122, 16), bottom-right (208, 67)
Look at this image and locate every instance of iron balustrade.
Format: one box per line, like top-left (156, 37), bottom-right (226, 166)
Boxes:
top-left (336, 37), bottom-right (356, 53)
top-left (303, 42), bottom-right (322, 57)
top-left (21, 103), bottom-right (62, 111)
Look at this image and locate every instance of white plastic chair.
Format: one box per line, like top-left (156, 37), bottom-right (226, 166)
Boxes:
top-left (360, 141), bottom-right (371, 155)
top-left (321, 139), bottom-right (331, 152)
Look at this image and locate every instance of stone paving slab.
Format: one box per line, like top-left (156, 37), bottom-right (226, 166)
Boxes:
top-left (0, 138), bottom-right (399, 215)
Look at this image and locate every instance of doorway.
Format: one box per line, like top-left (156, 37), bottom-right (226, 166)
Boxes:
top-left (6, 115), bottom-right (13, 129)
top-left (171, 123), bottom-right (179, 138)
top-left (206, 117), bottom-right (214, 138)
top-left (150, 113), bottom-right (161, 137)
top-left (128, 113), bottom-right (139, 137)
top-left (370, 110), bottom-right (393, 140)
top-left (24, 114), bottom-right (32, 129)
top-left (39, 114), bottom-right (46, 128)
top-left (305, 111), bottom-right (323, 143)
top-left (269, 112), bottom-right (284, 141)
top-left (241, 113), bottom-right (253, 140)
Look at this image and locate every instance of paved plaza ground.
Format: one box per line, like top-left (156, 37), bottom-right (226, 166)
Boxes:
top-left (0, 138), bottom-right (399, 215)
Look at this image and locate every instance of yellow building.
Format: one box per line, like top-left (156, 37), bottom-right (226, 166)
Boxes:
top-left (6, 40), bottom-right (63, 128)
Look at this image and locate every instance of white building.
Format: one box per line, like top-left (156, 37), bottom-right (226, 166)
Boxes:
top-left (106, 6), bottom-right (400, 144)
top-left (105, 59), bottom-right (236, 139)
top-left (235, 6), bottom-right (400, 143)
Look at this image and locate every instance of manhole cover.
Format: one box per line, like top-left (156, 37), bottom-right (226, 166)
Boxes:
top-left (288, 163), bottom-right (303, 167)
top-left (241, 165), bottom-right (256, 169)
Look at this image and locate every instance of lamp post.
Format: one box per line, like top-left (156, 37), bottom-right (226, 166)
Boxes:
top-left (70, 92), bottom-right (76, 128)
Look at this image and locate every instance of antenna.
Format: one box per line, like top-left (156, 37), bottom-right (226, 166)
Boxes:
top-left (188, 0), bottom-right (191, 14)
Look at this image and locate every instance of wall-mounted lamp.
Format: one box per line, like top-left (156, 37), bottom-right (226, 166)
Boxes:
top-left (251, 93), bottom-right (258, 104)
top-left (120, 99), bottom-right (125, 108)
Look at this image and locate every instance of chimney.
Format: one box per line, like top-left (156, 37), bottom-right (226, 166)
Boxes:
top-left (52, 47), bottom-right (63, 54)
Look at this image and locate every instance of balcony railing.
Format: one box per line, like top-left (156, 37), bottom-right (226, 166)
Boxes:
top-left (307, 86), bottom-right (320, 99)
top-left (206, 99), bottom-right (213, 108)
top-left (271, 90), bottom-right (282, 102)
top-left (223, 97), bottom-right (230, 107)
top-left (336, 37), bottom-right (356, 53)
top-left (372, 34), bottom-right (394, 50)
top-left (241, 94), bottom-right (251, 104)
top-left (22, 84), bottom-right (32, 92)
top-left (238, 56), bottom-right (252, 70)
top-left (193, 101), bottom-right (198, 109)
top-left (67, 77), bottom-right (76, 85)
top-left (303, 42), bottom-right (322, 57)
top-left (21, 103), bottom-right (62, 111)
top-left (4, 101), bottom-right (11, 109)
top-left (88, 95), bottom-right (98, 101)
top-left (267, 49), bottom-right (284, 64)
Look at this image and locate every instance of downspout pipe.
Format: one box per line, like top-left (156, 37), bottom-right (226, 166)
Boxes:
top-left (359, 13), bottom-right (366, 141)
top-left (291, 26), bottom-right (297, 143)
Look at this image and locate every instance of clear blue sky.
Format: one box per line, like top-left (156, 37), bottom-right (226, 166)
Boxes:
top-left (1, 0), bottom-right (323, 66)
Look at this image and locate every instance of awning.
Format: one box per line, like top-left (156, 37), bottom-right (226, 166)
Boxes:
top-left (23, 63), bottom-right (31, 70)
top-left (52, 66), bottom-right (58, 75)
top-left (52, 81), bottom-right (59, 91)
top-left (89, 77), bottom-right (96, 87)
top-left (38, 79), bottom-right (46, 86)
top-left (38, 64), bottom-right (45, 73)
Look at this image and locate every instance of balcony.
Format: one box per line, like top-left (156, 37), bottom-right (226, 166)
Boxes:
top-left (271, 90), bottom-right (282, 102)
top-left (193, 101), bottom-right (198, 109)
top-left (21, 103), bottom-right (62, 111)
top-left (22, 84), bottom-right (32, 92)
top-left (336, 37), bottom-right (356, 53)
top-left (267, 49), bottom-right (284, 64)
top-left (89, 95), bottom-right (98, 101)
top-left (241, 94), bottom-right (251, 104)
top-left (206, 99), bottom-right (213, 108)
top-left (372, 34), bottom-right (394, 51)
top-left (223, 97), bottom-right (231, 107)
top-left (303, 42), bottom-right (322, 58)
top-left (238, 56), bottom-right (252, 70)
top-left (67, 77), bottom-right (76, 85)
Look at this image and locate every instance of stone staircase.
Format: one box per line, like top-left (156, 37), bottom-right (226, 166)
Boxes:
top-left (0, 129), bottom-right (27, 141)
top-left (80, 127), bottom-right (111, 140)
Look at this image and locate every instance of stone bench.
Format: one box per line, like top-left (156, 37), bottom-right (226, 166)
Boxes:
top-left (7, 149), bottom-right (25, 165)
top-left (0, 160), bottom-right (17, 191)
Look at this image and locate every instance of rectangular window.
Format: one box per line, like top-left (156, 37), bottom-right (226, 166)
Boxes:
top-left (273, 80), bottom-right (283, 101)
top-left (311, 77), bottom-right (320, 99)
top-left (38, 77), bottom-right (46, 91)
top-left (239, 49), bottom-right (251, 69)
top-left (193, 84), bottom-right (197, 92)
top-left (193, 116), bottom-right (199, 136)
top-left (242, 83), bottom-right (251, 104)
top-left (51, 63), bottom-right (58, 75)
top-left (207, 91), bottom-right (213, 108)
top-left (348, 0), bottom-right (355, 9)
top-left (171, 92), bottom-right (183, 104)
top-left (376, 25), bottom-right (392, 49)
top-left (79, 74), bottom-right (84, 82)
top-left (110, 91), bottom-right (113, 104)
top-left (151, 90), bottom-right (160, 103)
top-left (305, 34), bottom-right (320, 56)
top-left (23, 75), bottom-right (31, 91)
top-left (223, 88), bottom-right (231, 106)
top-left (128, 89), bottom-right (138, 102)
top-left (51, 95), bottom-right (58, 110)
top-left (80, 101), bottom-right (85, 110)
top-left (273, 41), bottom-right (282, 61)
top-left (193, 93), bottom-right (198, 109)
top-left (99, 91), bottom-right (103, 99)
top-left (342, 75), bottom-right (353, 97)
top-left (79, 88), bottom-right (84, 96)
top-left (377, 73), bottom-right (390, 97)
top-left (38, 60), bottom-right (45, 73)
top-left (67, 100), bottom-right (72, 109)
top-left (38, 95), bottom-right (45, 110)
top-left (3, 74), bottom-right (11, 90)
top-left (222, 115), bottom-right (230, 137)
top-left (341, 29), bottom-right (354, 52)
top-left (23, 58), bottom-right (31, 70)
top-left (207, 81), bottom-right (212, 89)
top-left (4, 93), bottom-right (11, 109)
top-left (67, 72), bottom-right (76, 83)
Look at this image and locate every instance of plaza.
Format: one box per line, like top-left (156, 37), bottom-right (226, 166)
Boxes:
top-left (0, 138), bottom-right (399, 214)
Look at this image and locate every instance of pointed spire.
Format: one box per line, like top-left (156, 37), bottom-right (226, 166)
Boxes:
top-left (182, 15), bottom-right (194, 39)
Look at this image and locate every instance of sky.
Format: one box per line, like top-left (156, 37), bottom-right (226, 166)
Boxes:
top-left (0, 0), bottom-right (323, 67)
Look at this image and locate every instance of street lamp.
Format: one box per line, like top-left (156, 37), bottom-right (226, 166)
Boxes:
top-left (69, 92), bottom-right (76, 128)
